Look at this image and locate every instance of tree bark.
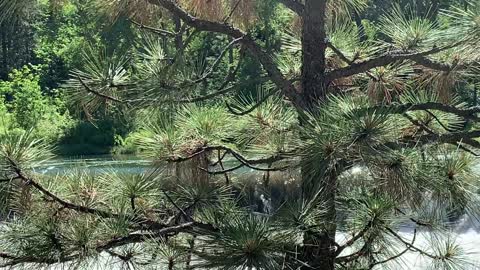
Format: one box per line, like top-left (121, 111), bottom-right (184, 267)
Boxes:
top-left (301, 0), bottom-right (329, 108)
top-left (1, 27), bottom-right (8, 80)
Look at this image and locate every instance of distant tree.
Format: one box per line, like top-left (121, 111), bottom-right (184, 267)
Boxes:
top-left (0, 0), bottom-right (37, 79)
top-left (2, 1), bottom-right (480, 270)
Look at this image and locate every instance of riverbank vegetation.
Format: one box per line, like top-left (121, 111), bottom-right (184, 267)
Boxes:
top-left (2, 0), bottom-right (480, 269)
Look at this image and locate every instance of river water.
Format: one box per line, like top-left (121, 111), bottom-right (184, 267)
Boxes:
top-left (34, 155), bottom-right (152, 175)
top-left (29, 155), bottom-right (480, 269)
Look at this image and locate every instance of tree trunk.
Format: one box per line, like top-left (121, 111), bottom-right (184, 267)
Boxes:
top-left (300, 1), bottom-right (336, 269)
top-left (301, 0), bottom-right (328, 108)
top-left (24, 28), bottom-right (31, 64)
top-left (1, 27), bottom-right (8, 80)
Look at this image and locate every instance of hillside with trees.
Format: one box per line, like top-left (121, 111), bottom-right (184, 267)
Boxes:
top-left (1, 0), bottom-right (480, 269)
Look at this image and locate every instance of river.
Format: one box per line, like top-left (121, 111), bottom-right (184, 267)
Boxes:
top-left (34, 155), bottom-right (152, 175)
top-left (29, 155), bottom-right (480, 269)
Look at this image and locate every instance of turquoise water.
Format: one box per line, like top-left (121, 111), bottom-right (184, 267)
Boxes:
top-left (34, 155), bottom-right (153, 175)
top-left (34, 155), bottom-right (261, 176)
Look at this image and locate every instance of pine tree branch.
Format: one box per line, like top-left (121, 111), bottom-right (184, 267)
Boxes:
top-left (402, 113), bottom-right (480, 156)
top-left (395, 208), bottom-right (433, 228)
top-left (217, 150), bottom-right (230, 184)
top-left (386, 227), bottom-right (445, 260)
top-left (168, 148), bottom-right (208, 162)
top-left (163, 191), bottom-right (192, 221)
top-left (210, 150), bottom-right (229, 166)
top-left (104, 250), bottom-right (132, 262)
top-left (413, 55), bottom-right (454, 72)
top-left (192, 38), bottom-right (242, 83)
top-left (201, 154), bottom-right (288, 173)
top-left (424, 109), bottom-right (458, 132)
top-left (408, 130), bottom-right (480, 147)
top-left (402, 113), bottom-right (436, 135)
top-left (129, 19), bottom-right (176, 36)
top-left (77, 76), bottom-right (125, 103)
top-left (229, 151), bottom-right (290, 172)
top-left (123, 78), bottom-right (242, 105)
top-left (97, 222), bottom-right (196, 251)
top-left (0, 222), bottom-right (215, 267)
top-left (0, 253), bottom-right (18, 260)
top-left (327, 42), bottom-right (377, 81)
top-left (5, 157), bottom-right (168, 230)
top-left (360, 101), bottom-right (480, 150)
top-left (200, 163), bottom-right (244, 175)
top-left (0, 221), bottom-right (217, 267)
top-left (385, 129), bottom-right (480, 150)
top-left (170, 28), bottom-right (199, 62)
top-left (168, 145), bottom-right (292, 173)
top-left (223, 0), bottom-right (242, 22)
top-left (335, 221), bottom-right (373, 256)
top-left (220, 49), bottom-right (244, 87)
top-left (336, 236), bottom-right (376, 263)
top-left (327, 42), bottom-right (354, 65)
top-left (168, 145), bottom-right (291, 164)
top-left (226, 89), bottom-right (278, 116)
top-left (8, 158), bottom-right (118, 219)
top-left (368, 228), bottom-right (417, 269)
top-left (327, 44), bottom-right (461, 81)
top-left (146, 0), bottom-right (300, 106)
top-left (362, 102), bottom-right (480, 121)
top-left (169, 55), bottom-right (246, 103)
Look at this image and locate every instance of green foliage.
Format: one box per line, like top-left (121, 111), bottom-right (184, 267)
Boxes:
top-left (177, 105), bottom-right (234, 145)
top-left (0, 66), bottom-right (46, 129)
top-left (66, 43), bottom-right (130, 113)
top-left (58, 120), bottom-right (124, 155)
top-left (229, 87), bottom-right (298, 155)
top-left (101, 170), bottom-right (162, 212)
top-left (0, 66), bottom-right (73, 142)
top-left (0, 130), bottom-right (52, 171)
top-left (0, 100), bottom-right (14, 135)
top-left (0, 131), bottom-right (52, 217)
top-left (361, 19), bottom-right (378, 40)
top-left (2, 1), bottom-right (480, 270)
top-left (33, 3), bottom-right (85, 91)
top-left (195, 215), bottom-right (291, 270)
top-left (379, 4), bottom-right (440, 50)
